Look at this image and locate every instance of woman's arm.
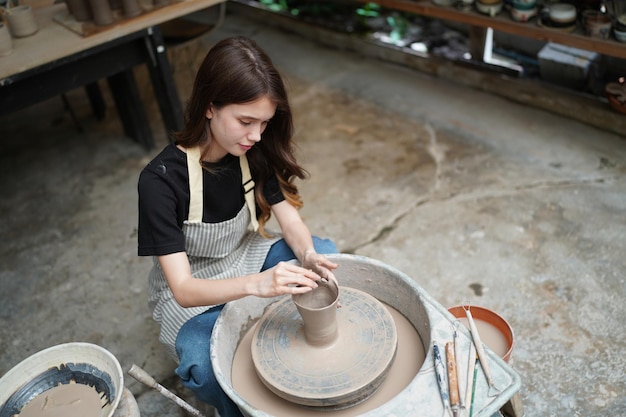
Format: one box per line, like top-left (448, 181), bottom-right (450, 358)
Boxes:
top-left (271, 200), bottom-right (338, 279)
top-left (158, 251), bottom-right (321, 308)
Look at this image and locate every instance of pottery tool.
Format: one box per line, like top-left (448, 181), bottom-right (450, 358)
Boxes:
top-left (469, 357), bottom-right (479, 417)
top-left (465, 342), bottom-right (477, 409)
top-left (433, 341), bottom-right (452, 417)
top-left (453, 321), bottom-right (466, 411)
top-left (462, 304), bottom-right (501, 396)
top-left (128, 364), bottom-right (207, 417)
top-left (445, 341), bottom-right (460, 417)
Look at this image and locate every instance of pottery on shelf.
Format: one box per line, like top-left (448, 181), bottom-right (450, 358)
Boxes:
top-left (614, 27), bottom-right (626, 42)
top-left (0, 23), bottom-right (12, 57)
top-left (476, 0), bottom-right (503, 16)
top-left (605, 80), bottom-right (626, 114)
top-left (510, 5), bottom-right (537, 21)
top-left (3, 4), bottom-right (38, 38)
top-left (121, 0), bottom-right (142, 17)
top-left (547, 2), bottom-right (577, 23)
top-left (88, 0), bottom-right (114, 25)
top-left (65, 0), bottom-right (93, 22)
top-left (582, 10), bottom-right (612, 39)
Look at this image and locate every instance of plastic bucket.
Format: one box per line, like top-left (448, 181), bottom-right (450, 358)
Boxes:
top-left (448, 305), bottom-right (515, 363)
top-left (0, 342), bottom-right (124, 417)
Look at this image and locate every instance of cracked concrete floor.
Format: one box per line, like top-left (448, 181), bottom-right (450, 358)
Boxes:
top-left (1, 9), bottom-right (625, 417)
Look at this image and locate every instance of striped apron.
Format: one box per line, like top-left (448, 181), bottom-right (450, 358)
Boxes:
top-left (147, 147), bottom-right (280, 360)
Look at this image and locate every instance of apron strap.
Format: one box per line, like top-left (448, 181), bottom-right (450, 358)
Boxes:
top-left (186, 147), bottom-right (203, 223)
top-left (239, 154), bottom-right (259, 232)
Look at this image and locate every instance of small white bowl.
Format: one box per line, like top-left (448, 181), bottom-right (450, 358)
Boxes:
top-left (548, 3), bottom-right (576, 23)
top-left (511, 6), bottom-right (538, 22)
top-left (476, 0), bottom-right (503, 16)
top-left (614, 28), bottom-right (626, 42)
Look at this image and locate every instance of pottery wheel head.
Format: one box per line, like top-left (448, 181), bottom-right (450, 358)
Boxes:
top-left (251, 286), bottom-right (398, 410)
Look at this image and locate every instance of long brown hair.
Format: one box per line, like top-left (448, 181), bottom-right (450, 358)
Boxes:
top-left (173, 36), bottom-right (306, 236)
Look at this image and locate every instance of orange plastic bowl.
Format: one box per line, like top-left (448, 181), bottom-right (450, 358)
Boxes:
top-left (448, 305), bottom-right (515, 363)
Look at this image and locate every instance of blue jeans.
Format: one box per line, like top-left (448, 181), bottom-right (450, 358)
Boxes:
top-left (175, 237), bottom-right (337, 417)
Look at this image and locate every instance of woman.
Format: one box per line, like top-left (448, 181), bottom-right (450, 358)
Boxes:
top-left (137, 36), bottom-right (339, 416)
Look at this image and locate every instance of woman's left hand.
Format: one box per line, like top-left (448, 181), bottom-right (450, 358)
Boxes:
top-left (302, 250), bottom-right (339, 284)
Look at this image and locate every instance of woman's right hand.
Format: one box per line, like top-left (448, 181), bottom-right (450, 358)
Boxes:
top-left (254, 261), bottom-right (321, 298)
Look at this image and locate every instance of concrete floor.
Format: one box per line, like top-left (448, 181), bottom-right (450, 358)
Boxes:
top-left (1, 8), bottom-right (625, 417)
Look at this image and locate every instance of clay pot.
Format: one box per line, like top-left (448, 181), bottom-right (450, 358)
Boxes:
top-left (583, 11), bottom-right (612, 38)
top-left (4, 5), bottom-right (38, 38)
top-left (65, 0), bottom-right (93, 22)
top-left (88, 0), bottom-right (114, 25)
top-left (0, 23), bottom-right (12, 57)
top-left (292, 279), bottom-right (340, 347)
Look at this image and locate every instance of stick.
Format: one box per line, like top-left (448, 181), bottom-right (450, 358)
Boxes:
top-left (469, 358), bottom-right (479, 417)
top-left (128, 364), bottom-right (206, 417)
top-left (453, 324), bottom-right (466, 410)
top-left (463, 307), bottom-right (500, 396)
top-left (465, 343), bottom-right (476, 409)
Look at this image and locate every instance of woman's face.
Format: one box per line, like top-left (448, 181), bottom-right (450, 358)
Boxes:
top-left (205, 95), bottom-right (277, 162)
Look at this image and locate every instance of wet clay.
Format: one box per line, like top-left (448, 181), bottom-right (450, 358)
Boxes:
top-left (251, 286), bottom-right (397, 408)
top-left (292, 279), bottom-right (340, 347)
top-left (456, 317), bottom-right (509, 358)
top-left (17, 383), bottom-right (102, 417)
top-left (233, 303), bottom-right (424, 416)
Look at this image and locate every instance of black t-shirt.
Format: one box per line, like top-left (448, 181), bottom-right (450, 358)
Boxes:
top-left (137, 143), bottom-right (285, 256)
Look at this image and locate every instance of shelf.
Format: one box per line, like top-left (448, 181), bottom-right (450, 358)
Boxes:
top-left (354, 0), bottom-right (626, 59)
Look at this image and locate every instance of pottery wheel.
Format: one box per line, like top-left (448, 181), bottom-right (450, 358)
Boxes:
top-left (251, 287), bottom-right (397, 409)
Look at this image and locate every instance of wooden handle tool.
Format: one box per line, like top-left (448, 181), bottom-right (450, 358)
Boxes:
top-left (128, 364), bottom-right (207, 417)
top-left (463, 306), bottom-right (501, 397)
top-left (446, 342), bottom-right (460, 417)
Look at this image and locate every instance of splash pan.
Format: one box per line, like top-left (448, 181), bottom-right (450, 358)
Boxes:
top-left (211, 254), bottom-right (521, 417)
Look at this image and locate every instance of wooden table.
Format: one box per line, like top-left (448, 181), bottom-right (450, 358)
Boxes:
top-left (0, 0), bottom-right (224, 149)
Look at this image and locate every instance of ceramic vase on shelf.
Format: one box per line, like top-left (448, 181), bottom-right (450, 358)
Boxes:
top-left (65, 0), bottom-right (93, 22)
top-left (121, 0), bottom-right (141, 18)
top-left (88, 0), bottom-right (114, 25)
top-left (0, 23), bottom-right (13, 57)
top-left (3, 4), bottom-right (38, 38)
top-left (108, 0), bottom-right (122, 11)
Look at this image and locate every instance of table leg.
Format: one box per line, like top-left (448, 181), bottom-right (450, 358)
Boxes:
top-left (85, 82), bottom-right (106, 121)
top-left (107, 70), bottom-right (154, 150)
top-left (144, 25), bottom-right (184, 141)
top-left (468, 25), bottom-right (488, 63)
